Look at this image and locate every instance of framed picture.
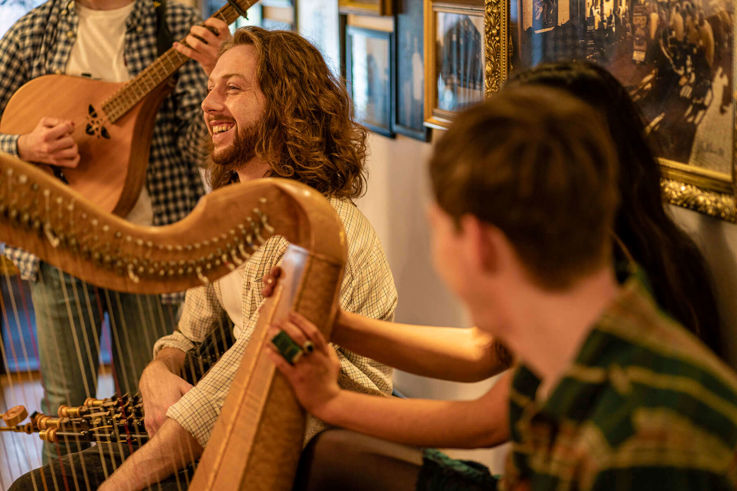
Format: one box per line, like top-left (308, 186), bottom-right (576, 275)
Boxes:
top-left (485, 0), bottom-right (737, 221)
top-left (424, 0), bottom-right (486, 129)
top-left (339, 0), bottom-right (394, 16)
top-left (395, 0), bottom-right (431, 140)
top-left (261, 0), bottom-right (293, 6)
top-left (298, 0), bottom-right (341, 76)
top-left (262, 18), bottom-right (294, 30)
top-left (346, 26), bottom-right (395, 137)
top-left (203, 0), bottom-right (262, 27)
top-left (262, 2), bottom-right (294, 31)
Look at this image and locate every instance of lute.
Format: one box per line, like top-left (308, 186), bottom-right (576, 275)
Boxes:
top-left (0, 0), bottom-right (259, 216)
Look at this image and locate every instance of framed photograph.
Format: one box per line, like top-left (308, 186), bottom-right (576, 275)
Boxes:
top-left (261, 0), bottom-right (293, 6)
top-left (262, 18), bottom-right (294, 30)
top-left (298, 0), bottom-right (341, 76)
top-left (485, 0), bottom-right (737, 221)
top-left (395, 0), bottom-right (431, 140)
top-left (424, 0), bottom-right (486, 129)
top-left (346, 26), bottom-right (395, 137)
top-left (339, 0), bottom-right (394, 16)
top-left (203, 0), bottom-right (262, 27)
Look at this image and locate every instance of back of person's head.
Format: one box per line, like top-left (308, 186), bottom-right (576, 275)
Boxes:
top-left (209, 27), bottom-right (367, 199)
top-left (430, 85), bottom-right (619, 290)
top-left (507, 61), bottom-right (722, 355)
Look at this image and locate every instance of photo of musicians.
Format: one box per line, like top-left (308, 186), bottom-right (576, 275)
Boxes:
top-left (515, 0), bottom-right (734, 174)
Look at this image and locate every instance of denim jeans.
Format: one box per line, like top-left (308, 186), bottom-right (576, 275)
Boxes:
top-left (30, 262), bottom-right (178, 463)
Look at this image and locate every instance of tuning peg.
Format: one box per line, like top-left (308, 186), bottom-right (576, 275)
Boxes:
top-left (2, 405), bottom-right (28, 427)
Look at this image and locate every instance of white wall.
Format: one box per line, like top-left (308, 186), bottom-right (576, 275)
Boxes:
top-left (356, 132), bottom-right (509, 473)
top-left (355, 131), bottom-right (737, 475)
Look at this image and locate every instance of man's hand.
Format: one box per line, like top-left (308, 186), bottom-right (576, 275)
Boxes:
top-left (267, 312), bottom-right (341, 419)
top-left (260, 265), bottom-right (282, 298)
top-left (17, 117), bottom-right (79, 167)
top-left (139, 360), bottom-right (192, 437)
top-left (99, 418), bottom-right (203, 491)
top-left (174, 18), bottom-right (231, 76)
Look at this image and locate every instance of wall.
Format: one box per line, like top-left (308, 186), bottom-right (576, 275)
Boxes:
top-left (355, 132), bottom-right (509, 472)
top-left (355, 131), bottom-right (737, 474)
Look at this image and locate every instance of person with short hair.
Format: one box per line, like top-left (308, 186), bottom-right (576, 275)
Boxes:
top-left (269, 85), bottom-right (737, 490)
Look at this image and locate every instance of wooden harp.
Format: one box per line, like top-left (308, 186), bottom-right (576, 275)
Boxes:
top-left (0, 152), bottom-right (346, 489)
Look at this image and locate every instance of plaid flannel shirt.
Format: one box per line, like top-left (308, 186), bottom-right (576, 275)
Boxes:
top-left (0, 0), bottom-right (208, 282)
top-left (503, 276), bottom-right (737, 490)
top-left (154, 197), bottom-right (399, 447)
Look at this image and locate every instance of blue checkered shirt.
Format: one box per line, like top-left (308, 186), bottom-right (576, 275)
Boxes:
top-left (0, 0), bottom-right (209, 283)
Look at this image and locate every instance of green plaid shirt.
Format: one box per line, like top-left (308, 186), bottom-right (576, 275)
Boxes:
top-left (503, 276), bottom-right (737, 491)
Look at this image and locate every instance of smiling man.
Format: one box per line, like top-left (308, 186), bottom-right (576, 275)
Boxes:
top-left (10, 27), bottom-right (397, 491)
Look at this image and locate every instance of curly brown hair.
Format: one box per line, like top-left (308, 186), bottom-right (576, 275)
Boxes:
top-left (207, 27), bottom-right (367, 199)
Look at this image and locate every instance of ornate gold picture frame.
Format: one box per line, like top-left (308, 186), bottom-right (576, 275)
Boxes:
top-left (424, 0), bottom-right (486, 129)
top-left (484, 0), bottom-right (737, 222)
top-left (339, 0), bottom-right (394, 16)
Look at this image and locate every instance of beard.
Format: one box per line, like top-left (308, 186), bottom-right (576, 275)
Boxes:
top-left (210, 121), bottom-right (261, 172)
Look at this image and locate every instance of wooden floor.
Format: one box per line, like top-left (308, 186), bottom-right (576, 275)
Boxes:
top-left (0, 370), bottom-right (114, 490)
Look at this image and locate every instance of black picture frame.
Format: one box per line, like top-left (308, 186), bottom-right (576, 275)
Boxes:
top-left (346, 26), bottom-right (395, 138)
top-left (394, 0), bottom-right (431, 141)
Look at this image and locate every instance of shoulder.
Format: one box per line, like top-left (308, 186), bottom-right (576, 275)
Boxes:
top-left (165, 1), bottom-right (202, 34)
top-left (328, 197), bottom-right (397, 317)
top-left (571, 340), bottom-right (737, 485)
top-left (2, 0), bottom-right (55, 41)
top-left (329, 198), bottom-right (379, 246)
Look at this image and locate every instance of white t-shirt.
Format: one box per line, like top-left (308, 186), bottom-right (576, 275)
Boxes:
top-left (66, 2), bottom-right (154, 226)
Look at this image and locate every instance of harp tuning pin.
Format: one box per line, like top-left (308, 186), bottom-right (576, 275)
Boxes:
top-left (196, 266), bottom-right (209, 285)
top-left (39, 428), bottom-right (58, 442)
top-left (128, 265), bottom-right (140, 283)
top-left (2, 405), bottom-right (28, 427)
top-left (230, 249), bottom-right (243, 265)
top-left (44, 223), bottom-right (60, 248)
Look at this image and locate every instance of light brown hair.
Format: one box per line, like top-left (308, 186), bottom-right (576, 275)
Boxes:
top-left (429, 85), bottom-right (619, 289)
top-left (208, 27), bottom-right (367, 199)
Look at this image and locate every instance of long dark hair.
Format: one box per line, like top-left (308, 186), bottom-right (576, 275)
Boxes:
top-left (508, 61), bottom-right (723, 357)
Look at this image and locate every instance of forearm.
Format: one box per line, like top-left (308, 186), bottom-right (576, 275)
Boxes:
top-left (334, 311), bottom-right (505, 382)
top-left (317, 374), bottom-right (511, 449)
top-left (153, 347), bottom-right (187, 374)
top-left (101, 418), bottom-right (202, 490)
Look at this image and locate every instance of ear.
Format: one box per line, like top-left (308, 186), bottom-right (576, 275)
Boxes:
top-left (458, 215), bottom-right (498, 274)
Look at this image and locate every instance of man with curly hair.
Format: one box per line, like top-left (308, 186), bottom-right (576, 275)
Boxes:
top-left (11, 27), bottom-right (397, 491)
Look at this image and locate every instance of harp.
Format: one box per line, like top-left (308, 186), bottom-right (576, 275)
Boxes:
top-left (0, 151), bottom-right (346, 489)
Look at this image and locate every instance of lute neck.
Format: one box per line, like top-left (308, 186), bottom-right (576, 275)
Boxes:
top-left (102, 0), bottom-right (258, 122)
